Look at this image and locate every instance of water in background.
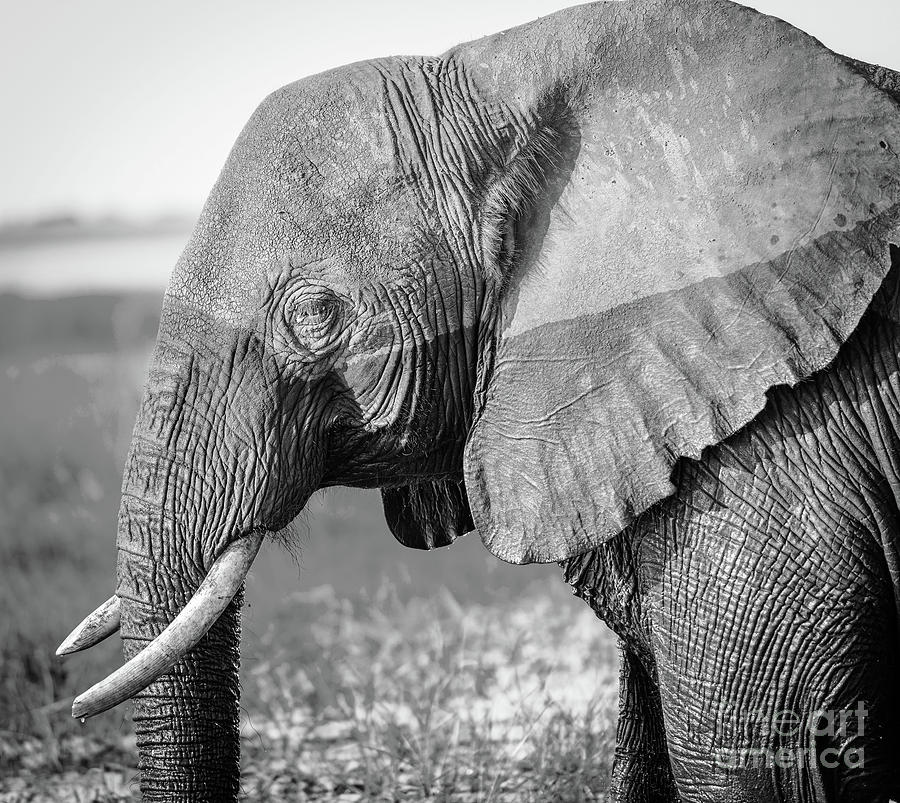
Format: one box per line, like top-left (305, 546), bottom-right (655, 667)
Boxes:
top-left (0, 229), bottom-right (187, 295)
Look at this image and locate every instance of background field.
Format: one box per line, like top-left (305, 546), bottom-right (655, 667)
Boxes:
top-left (0, 225), bottom-right (619, 801)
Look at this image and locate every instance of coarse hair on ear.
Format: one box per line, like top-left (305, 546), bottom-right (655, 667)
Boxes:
top-left (477, 114), bottom-right (570, 287)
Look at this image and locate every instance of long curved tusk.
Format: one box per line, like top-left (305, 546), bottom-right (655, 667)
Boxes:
top-left (71, 532), bottom-right (263, 720)
top-left (57, 595), bottom-right (121, 657)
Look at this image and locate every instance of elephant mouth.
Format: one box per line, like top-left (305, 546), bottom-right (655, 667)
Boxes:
top-left (57, 530), bottom-right (265, 719)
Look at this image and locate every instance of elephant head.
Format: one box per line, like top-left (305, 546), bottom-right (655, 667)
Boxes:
top-left (58, 0), bottom-right (900, 798)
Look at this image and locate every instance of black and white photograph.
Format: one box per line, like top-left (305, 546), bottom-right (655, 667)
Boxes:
top-left (1, 1), bottom-right (899, 800)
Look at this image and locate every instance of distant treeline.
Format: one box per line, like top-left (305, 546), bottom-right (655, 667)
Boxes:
top-left (0, 292), bottom-right (162, 354)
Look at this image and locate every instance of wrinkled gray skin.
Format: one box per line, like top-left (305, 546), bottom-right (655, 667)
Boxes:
top-left (109, 1), bottom-right (900, 800)
top-left (565, 257), bottom-right (900, 801)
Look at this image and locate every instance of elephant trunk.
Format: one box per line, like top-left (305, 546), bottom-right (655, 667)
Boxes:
top-left (108, 332), bottom-right (282, 800)
top-left (62, 308), bottom-right (316, 799)
top-left (112, 405), bottom-right (247, 800)
top-left (118, 545), bottom-right (244, 801)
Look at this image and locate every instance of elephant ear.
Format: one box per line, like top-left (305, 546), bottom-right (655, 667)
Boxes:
top-left (843, 58), bottom-right (900, 104)
top-left (382, 476), bottom-right (473, 550)
top-left (459, 1), bottom-right (900, 563)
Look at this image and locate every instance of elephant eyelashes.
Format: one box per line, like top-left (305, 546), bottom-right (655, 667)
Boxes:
top-left (293, 298), bottom-right (336, 332)
top-left (282, 286), bottom-right (347, 358)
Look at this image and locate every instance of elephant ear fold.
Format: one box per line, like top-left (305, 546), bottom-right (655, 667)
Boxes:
top-left (461, 2), bottom-right (900, 564)
top-left (382, 477), bottom-right (473, 550)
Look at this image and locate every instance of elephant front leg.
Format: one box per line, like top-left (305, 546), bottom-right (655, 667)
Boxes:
top-left (613, 643), bottom-right (679, 803)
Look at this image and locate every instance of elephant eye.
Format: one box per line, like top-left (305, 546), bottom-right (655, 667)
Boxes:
top-left (283, 286), bottom-right (347, 356)
top-left (293, 298), bottom-right (335, 327)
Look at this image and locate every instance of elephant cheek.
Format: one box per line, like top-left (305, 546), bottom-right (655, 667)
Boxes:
top-left (342, 345), bottom-right (411, 430)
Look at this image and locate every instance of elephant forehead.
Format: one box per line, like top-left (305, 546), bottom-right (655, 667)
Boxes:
top-left (167, 184), bottom-right (430, 324)
top-left (232, 67), bottom-right (435, 267)
top-left (264, 173), bottom-right (433, 275)
top-left (167, 66), bottom-right (447, 320)
top-left (233, 63), bottom-right (404, 179)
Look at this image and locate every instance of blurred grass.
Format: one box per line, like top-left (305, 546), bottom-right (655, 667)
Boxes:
top-left (0, 336), bottom-right (142, 784)
top-left (0, 288), bottom-right (618, 801)
top-left (238, 583), bottom-right (617, 801)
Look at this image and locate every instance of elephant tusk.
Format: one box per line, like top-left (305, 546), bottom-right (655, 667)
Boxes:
top-left (56, 595), bottom-right (121, 656)
top-left (71, 532), bottom-right (263, 720)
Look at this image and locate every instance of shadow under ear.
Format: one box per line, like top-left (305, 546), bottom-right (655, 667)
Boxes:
top-left (870, 243), bottom-right (900, 321)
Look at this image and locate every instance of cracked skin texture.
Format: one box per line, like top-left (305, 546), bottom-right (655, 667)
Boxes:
top-left (100, 0), bottom-right (900, 800)
top-left (564, 249), bottom-right (900, 799)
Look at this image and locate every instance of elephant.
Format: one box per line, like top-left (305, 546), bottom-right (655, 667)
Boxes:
top-left (55, 0), bottom-right (900, 800)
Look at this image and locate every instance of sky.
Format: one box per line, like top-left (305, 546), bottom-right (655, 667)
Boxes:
top-left (1, 0), bottom-right (898, 223)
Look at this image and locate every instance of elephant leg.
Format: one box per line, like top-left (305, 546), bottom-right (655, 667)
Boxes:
top-left (639, 453), bottom-right (900, 801)
top-left (562, 549), bottom-right (679, 801)
top-left (613, 642), bottom-right (679, 803)
top-left (651, 564), bottom-right (900, 803)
